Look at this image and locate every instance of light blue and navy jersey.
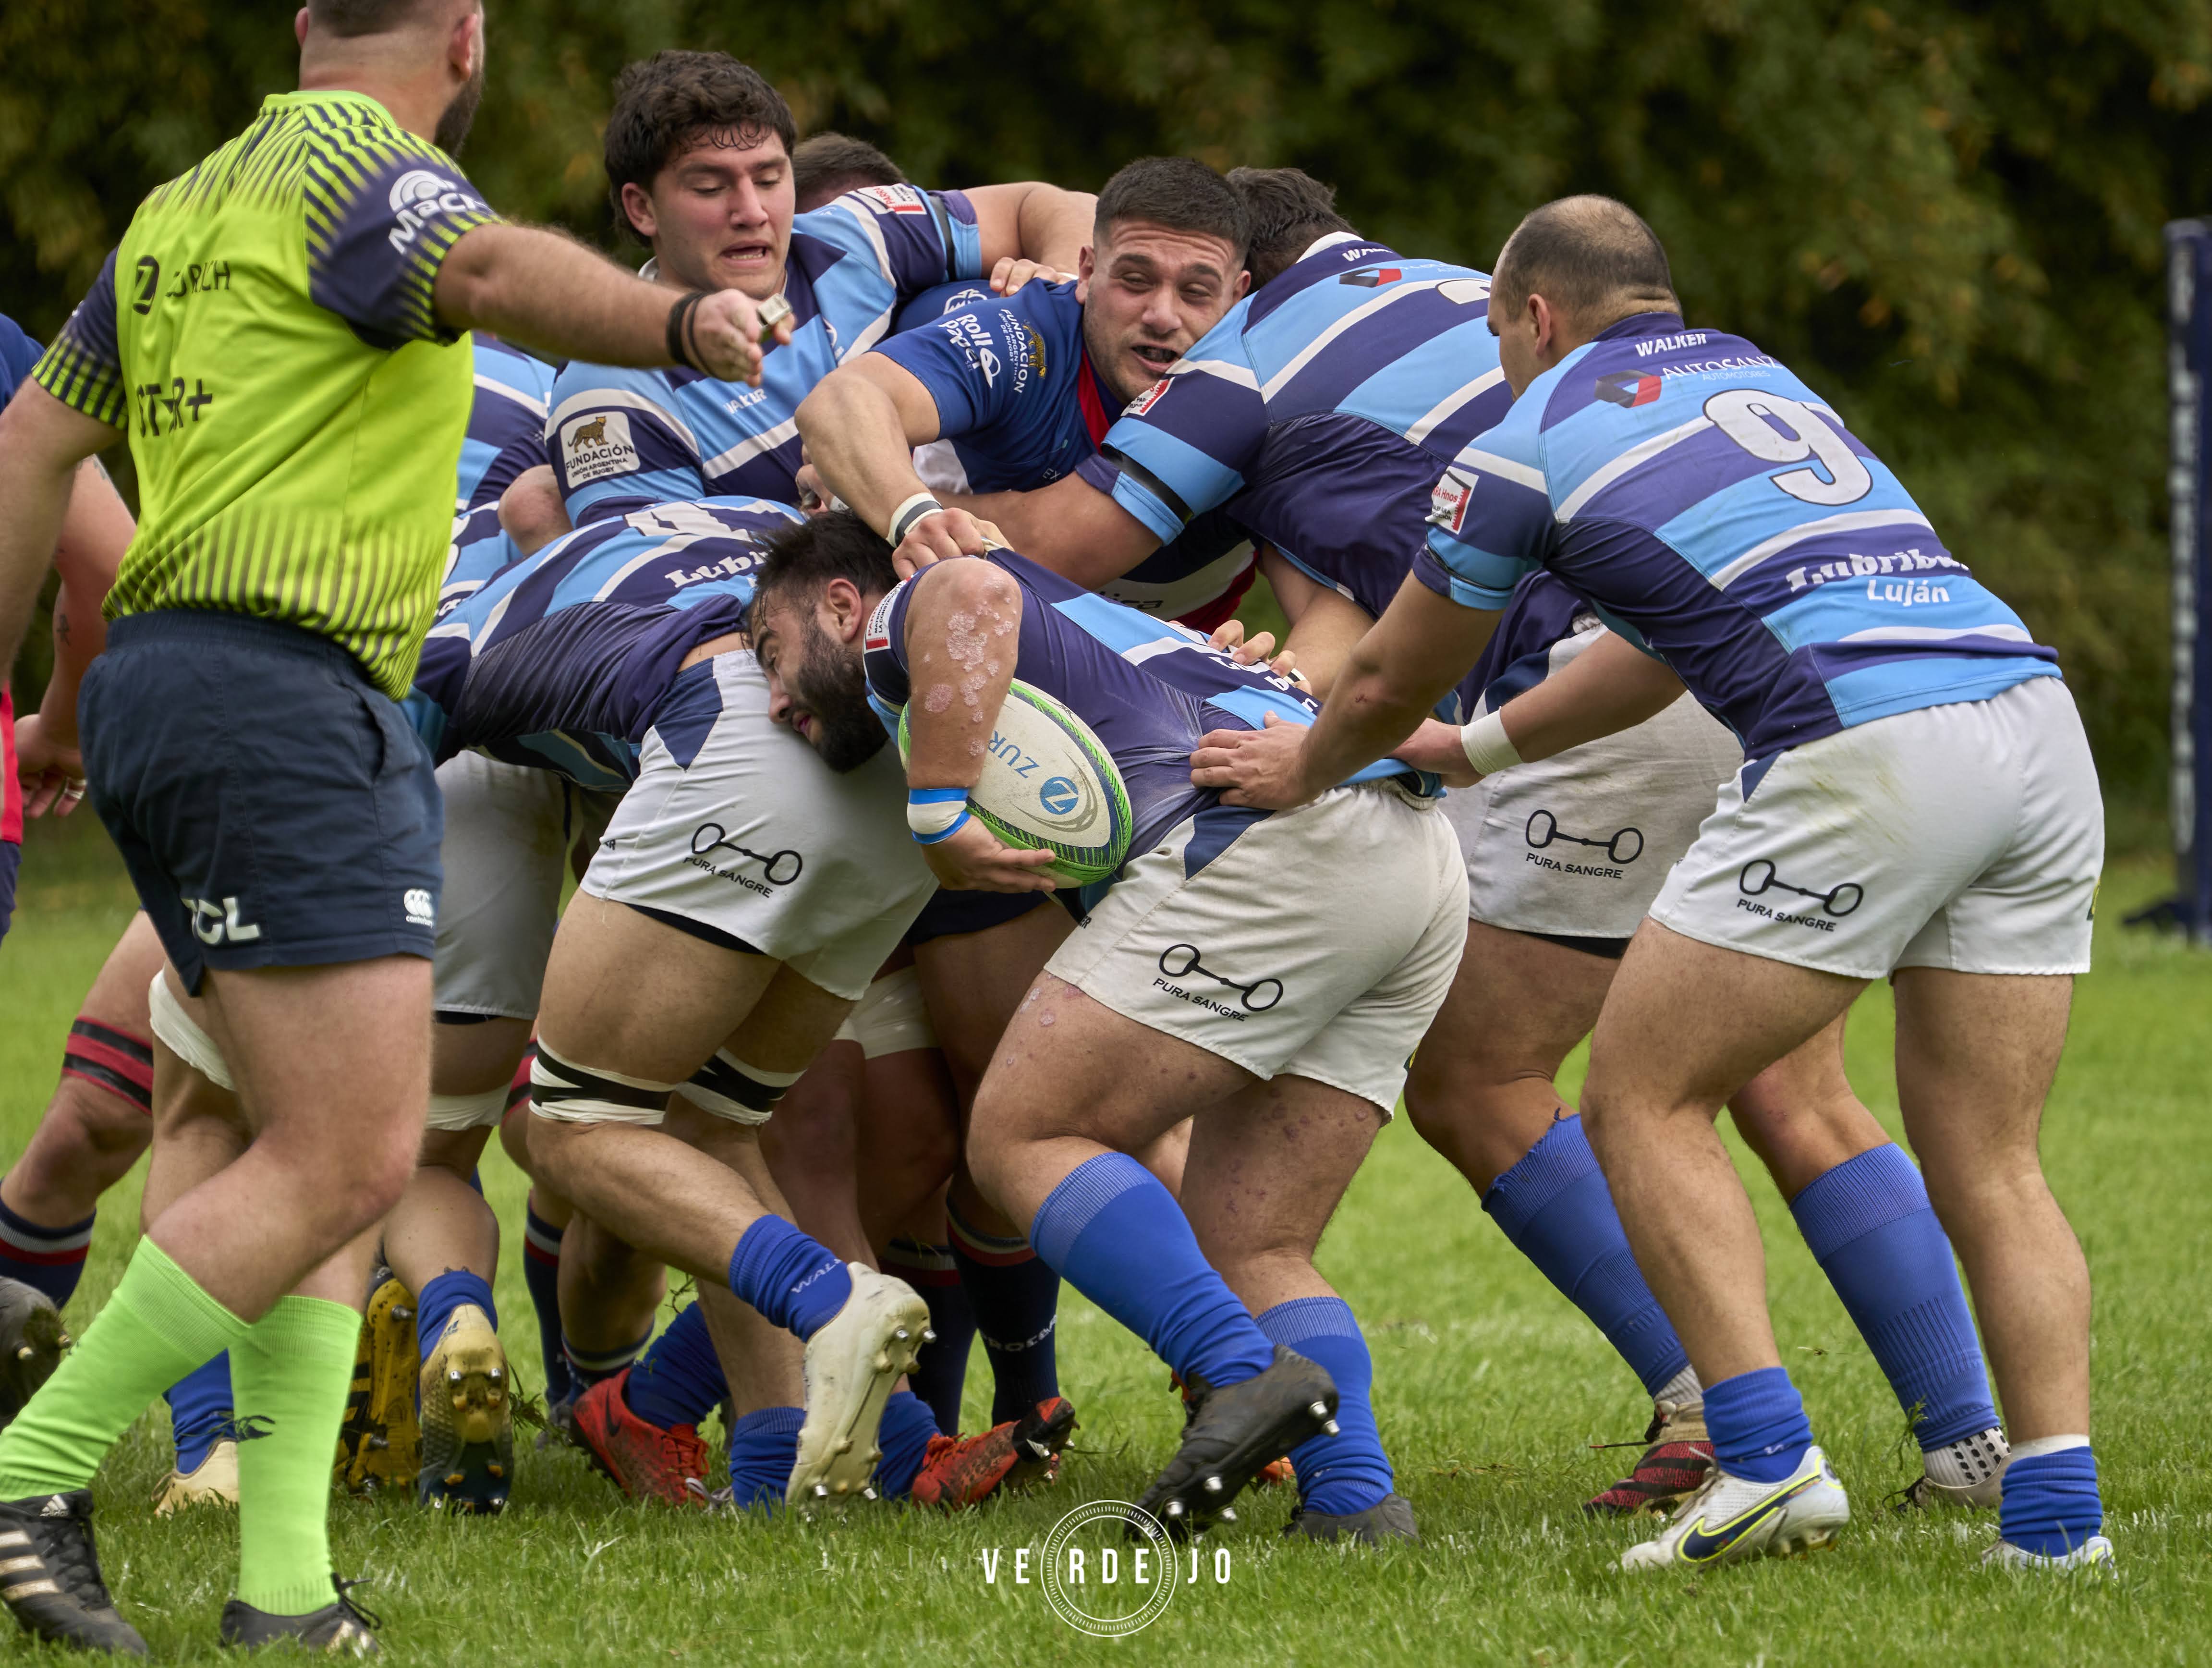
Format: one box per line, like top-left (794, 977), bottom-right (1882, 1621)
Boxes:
top-left (863, 550), bottom-right (1425, 865)
top-left (410, 497), bottom-right (802, 788)
top-left (876, 279), bottom-right (1258, 630)
top-left (546, 185), bottom-right (984, 523)
top-left (459, 335), bottom-right (555, 512)
top-left (1073, 234), bottom-right (1511, 625)
top-left (1416, 312), bottom-right (2059, 757)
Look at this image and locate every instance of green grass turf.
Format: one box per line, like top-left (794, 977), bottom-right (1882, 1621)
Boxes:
top-left (2, 809), bottom-right (2208, 1664)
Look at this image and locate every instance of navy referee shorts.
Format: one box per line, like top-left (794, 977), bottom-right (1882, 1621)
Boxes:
top-left (80, 611), bottom-right (442, 993)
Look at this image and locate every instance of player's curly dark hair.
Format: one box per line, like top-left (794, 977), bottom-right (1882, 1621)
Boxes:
top-left (752, 511), bottom-right (901, 617)
top-left (605, 51), bottom-right (797, 239)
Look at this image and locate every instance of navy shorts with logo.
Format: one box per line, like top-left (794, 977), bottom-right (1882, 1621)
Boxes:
top-left (80, 611), bottom-right (442, 993)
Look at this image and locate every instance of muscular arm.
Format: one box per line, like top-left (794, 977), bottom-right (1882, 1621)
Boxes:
top-left (795, 356), bottom-right (944, 534)
top-left (1258, 548), bottom-right (1375, 701)
top-left (964, 184), bottom-right (1097, 278)
top-left (0, 385), bottom-right (117, 683)
top-left (1391, 627), bottom-right (1689, 785)
top-left (433, 223), bottom-right (782, 384)
top-left (934, 473), bottom-right (1160, 586)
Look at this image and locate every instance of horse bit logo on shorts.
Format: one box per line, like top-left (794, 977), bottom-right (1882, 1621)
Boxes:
top-left (1526, 809), bottom-right (1644, 865)
top-left (689, 824), bottom-right (805, 886)
top-left (1156, 944), bottom-right (1283, 1013)
top-left (1738, 859), bottom-right (1862, 917)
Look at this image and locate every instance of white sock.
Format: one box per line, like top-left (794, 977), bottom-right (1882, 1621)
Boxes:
top-left (2007, 1433), bottom-right (2090, 1462)
top-left (1655, 1364), bottom-right (1702, 1412)
top-left (1923, 1425), bottom-right (2009, 1488)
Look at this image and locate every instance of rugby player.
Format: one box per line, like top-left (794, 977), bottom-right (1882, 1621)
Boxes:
top-left (1399, 575), bottom-right (2011, 1514)
top-left (408, 495), bottom-right (1070, 1508)
top-left (1197, 195), bottom-right (2107, 1571)
top-left (0, 0), bottom-right (792, 1649)
top-left (748, 513), bottom-right (1463, 1544)
top-left (544, 50), bottom-right (1095, 523)
top-left (794, 154), bottom-right (1262, 1436)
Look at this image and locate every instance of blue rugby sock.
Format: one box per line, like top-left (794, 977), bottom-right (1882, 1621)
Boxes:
top-left (1031, 1154), bottom-right (1274, 1390)
top-left (0, 1193), bottom-right (96, 1308)
top-left (1789, 1143), bottom-right (1998, 1449)
top-left (727, 1217), bottom-right (851, 1340)
top-left (415, 1269), bottom-right (497, 1363)
top-left (164, 1351), bottom-right (235, 1474)
top-left (623, 1303), bottom-right (728, 1431)
top-left (883, 1238), bottom-right (975, 1435)
top-left (1704, 1366), bottom-right (1814, 1484)
top-left (1482, 1115), bottom-right (1692, 1399)
top-left (947, 1203), bottom-right (1060, 1425)
top-left (874, 1391), bottom-right (943, 1499)
top-left (725, 1406), bottom-right (804, 1513)
top-left (1256, 1298), bottom-right (1393, 1516)
top-left (1999, 1440), bottom-right (2103, 1555)
top-left (522, 1196), bottom-right (571, 1405)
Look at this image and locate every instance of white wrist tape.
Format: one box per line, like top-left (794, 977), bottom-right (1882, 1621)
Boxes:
top-left (888, 492), bottom-right (946, 545)
top-left (907, 788), bottom-right (971, 843)
top-left (1459, 709), bottom-right (1525, 776)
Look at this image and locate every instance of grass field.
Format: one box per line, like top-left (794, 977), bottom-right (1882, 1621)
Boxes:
top-left (2, 809), bottom-right (2208, 1665)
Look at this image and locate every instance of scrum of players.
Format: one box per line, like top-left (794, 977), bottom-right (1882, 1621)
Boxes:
top-left (0, 34), bottom-right (2111, 1643)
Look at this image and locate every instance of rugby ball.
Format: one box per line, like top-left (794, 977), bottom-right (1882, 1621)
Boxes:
top-left (899, 680), bottom-right (1133, 884)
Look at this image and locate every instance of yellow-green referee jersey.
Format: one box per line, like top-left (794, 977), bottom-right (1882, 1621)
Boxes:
top-left (33, 90), bottom-right (499, 698)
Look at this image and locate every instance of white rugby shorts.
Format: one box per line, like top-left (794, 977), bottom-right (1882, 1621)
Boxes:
top-left (1649, 674), bottom-right (2102, 979)
top-left (1045, 779), bottom-right (1468, 1112)
top-left (433, 752), bottom-right (618, 1023)
top-left (1445, 628), bottom-right (1742, 943)
top-left (579, 651), bottom-right (934, 1001)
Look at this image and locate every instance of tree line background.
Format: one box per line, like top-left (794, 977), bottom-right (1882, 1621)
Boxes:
top-left (4, 0), bottom-right (2210, 833)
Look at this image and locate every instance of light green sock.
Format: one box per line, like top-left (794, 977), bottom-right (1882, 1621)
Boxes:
top-left (0, 1237), bottom-right (247, 1498)
top-left (231, 1295), bottom-right (361, 1617)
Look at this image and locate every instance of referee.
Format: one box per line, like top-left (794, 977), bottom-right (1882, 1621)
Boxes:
top-left (0, 1), bottom-right (786, 1653)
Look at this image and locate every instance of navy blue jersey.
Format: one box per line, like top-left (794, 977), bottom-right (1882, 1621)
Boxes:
top-left (876, 280), bottom-right (1257, 631)
top-left (1075, 234), bottom-right (1512, 625)
top-left (863, 550), bottom-right (1423, 863)
top-left (410, 497), bottom-right (802, 788)
top-left (1458, 573), bottom-right (1604, 721)
top-left (546, 186), bottom-right (984, 521)
top-left (460, 336), bottom-right (555, 512)
top-left (895, 279), bottom-right (997, 335)
top-left (1418, 312), bottom-right (2059, 755)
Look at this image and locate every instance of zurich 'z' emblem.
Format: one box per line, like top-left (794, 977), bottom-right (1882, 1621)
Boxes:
top-left (1038, 776), bottom-right (1081, 817)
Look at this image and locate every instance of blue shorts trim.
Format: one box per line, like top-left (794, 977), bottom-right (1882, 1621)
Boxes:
top-left (81, 611), bottom-right (443, 992)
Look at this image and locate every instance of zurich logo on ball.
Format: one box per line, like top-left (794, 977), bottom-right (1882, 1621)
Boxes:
top-left (1038, 776), bottom-right (1082, 817)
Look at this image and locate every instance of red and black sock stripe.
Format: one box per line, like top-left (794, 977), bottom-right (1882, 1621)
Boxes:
top-left (61, 1017), bottom-right (154, 1115)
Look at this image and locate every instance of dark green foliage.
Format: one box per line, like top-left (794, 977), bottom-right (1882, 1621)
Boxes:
top-left (6, 1), bottom-right (2209, 809)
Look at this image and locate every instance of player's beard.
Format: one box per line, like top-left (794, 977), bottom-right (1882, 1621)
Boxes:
top-left (435, 55), bottom-right (486, 156)
top-left (792, 622), bottom-right (889, 774)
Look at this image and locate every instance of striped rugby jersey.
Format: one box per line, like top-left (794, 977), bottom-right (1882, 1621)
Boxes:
top-left (33, 91), bottom-right (498, 699)
top-left (410, 496), bottom-right (802, 789)
top-left (460, 335), bottom-right (555, 513)
top-left (1073, 232), bottom-right (1512, 626)
top-left (547, 183), bottom-right (984, 523)
top-left (1416, 312), bottom-right (2058, 757)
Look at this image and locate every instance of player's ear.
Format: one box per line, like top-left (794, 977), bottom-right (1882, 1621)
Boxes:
top-left (620, 182), bottom-right (658, 243)
top-left (1074, 244), bottom-right (1096, 304)
top-left (450, 4), bottom-right (481, 80)
top-left (294, 7), bottom-right (310, 47)
top-left (823, 577), bottom-right (864, 641)
top-left (1230, 266), bottom-right (1252, 303)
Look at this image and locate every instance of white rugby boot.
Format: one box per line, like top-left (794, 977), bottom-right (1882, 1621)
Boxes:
top-left (1981, 1534), bottom-right (2115, 1572)
top-left (1620, 1445), bottom-right (1848, 1571)
top-left (1901, 1426), bottom-right (2008, 1510)
top-left (786, 1264), bottom-right (931, 1507)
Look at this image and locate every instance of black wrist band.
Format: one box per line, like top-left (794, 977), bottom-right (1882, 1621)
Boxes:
top-left (665, 291), bottom-right (708, 371)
